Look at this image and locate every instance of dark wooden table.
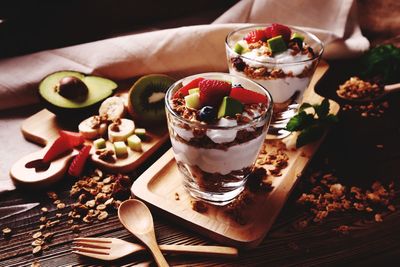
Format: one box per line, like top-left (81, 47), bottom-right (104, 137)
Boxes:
top-left (1, 59), bottom-right (400, 266)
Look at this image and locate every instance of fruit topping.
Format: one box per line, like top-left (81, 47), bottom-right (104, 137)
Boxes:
top-left (173, 77), bottom-right (204, 99)
top-left (78, 115), bottom-right (107, 140)
top-left (113, 141), bottom-right (128, 158)
top-left (128, 74), bottom-right (176, 125)
top-left (267, 35), bottom-right (287, 54)
top-left (43, 135), bottom-right (73, 163)
top-left (108, 118), bottom-right (135, 143)
top-left (188, 88), bottom-right (200, 95)
top-left (244, 29), bottom-right (267, 44)
top-left (234, 43), bottom-right (244, 54)
top-left (199, 79), bottom-right (231, 107)
top-left (290, 32), bottom-right (305, 49)
top-left (229, 87), bottom-right (268, 104)
top-left (199, 106), bottom-right (217, 122)
top-left (127, 135), bottom-right (142, 152)
top-left (184, 92), bottom-right (201, 109)
top-left (93, 138), bottom-right (106, 149)
top-left (217, 96), bottom-right (244, 119)
top-left (134, 128), bottom-right (147, 139)
top-left (267, 23), bottom-right (292, 43)
top-left (99, 96), bottom-right (126, 121)
top-left (68, 145), bottom-right (91, 177)
top-left (57, 76), bottom-right (89, 102)
top-left (59, 130), bottom-right (84, 147)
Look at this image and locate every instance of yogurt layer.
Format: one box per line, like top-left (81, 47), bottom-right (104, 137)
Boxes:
top-left (171, 130), bottom-right (267, 175)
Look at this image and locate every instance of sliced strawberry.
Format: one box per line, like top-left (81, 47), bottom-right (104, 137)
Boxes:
top-left (244, 29), bottom-right (267, 44)
top-left (43, 135), bottom-right (74, 163)
top-left (229, 87), bottom-right (268, 104)
top-left (68, 145), bottom-right (92, 177)
top-left (268, 23), bottom-right (292, 43)
top-left (59, 130), bottom-right (84, 147)
top-left (199, 79), bottom-right (231, 107)
top-left (173, 77), bottom-right (205, 99)
top-left (264, 26), bottom-right (273, 39)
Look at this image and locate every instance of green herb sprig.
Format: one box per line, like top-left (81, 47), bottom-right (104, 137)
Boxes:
top-left (285, 99), bottom-right (338, 148)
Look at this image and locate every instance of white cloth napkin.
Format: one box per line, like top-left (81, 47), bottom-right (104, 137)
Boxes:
top-left (0, 0), bottom-right (369, 111)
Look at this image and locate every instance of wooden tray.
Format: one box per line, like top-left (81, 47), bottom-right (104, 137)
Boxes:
top-left (20, 108), bottom-right (168, 174)
top-left (131, 62), bottom-right (340, 248)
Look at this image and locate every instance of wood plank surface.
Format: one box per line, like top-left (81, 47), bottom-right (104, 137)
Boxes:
top-left (1, 60), bottom-right (400, 266)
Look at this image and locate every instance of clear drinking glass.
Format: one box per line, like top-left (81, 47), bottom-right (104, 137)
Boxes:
top-left (165, 73), bottom-right (273, 206)
top-left (225, 25), bottom-right (323, 139)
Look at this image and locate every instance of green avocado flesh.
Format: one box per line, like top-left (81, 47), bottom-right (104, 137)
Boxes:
top-left (39, 71), bottom-right (117, 109)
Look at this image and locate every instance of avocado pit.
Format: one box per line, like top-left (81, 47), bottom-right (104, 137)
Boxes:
top-left (56, 76), bottom-right (89, 102)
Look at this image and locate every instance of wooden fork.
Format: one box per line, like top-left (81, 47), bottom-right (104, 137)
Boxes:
top-left (72, 237), bottom-right (238, 260)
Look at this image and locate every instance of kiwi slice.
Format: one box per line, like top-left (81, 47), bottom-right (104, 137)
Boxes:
top-left (127, 74), bottom-right (176, 125)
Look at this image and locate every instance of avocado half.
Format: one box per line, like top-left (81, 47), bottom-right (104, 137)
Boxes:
top-left (38, 71), bottom-right (118, 118)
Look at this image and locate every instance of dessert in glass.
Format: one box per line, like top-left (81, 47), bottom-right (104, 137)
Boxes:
top-left (165, 73), bottom-right (273, 205)
top-left (225, 23), bottom-right (323, 138)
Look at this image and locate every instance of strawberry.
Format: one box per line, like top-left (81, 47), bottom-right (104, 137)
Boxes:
top-left (173, 77), bottom-right (204, 99)
top-left (244, 29), bottom-right (267, 44)
top-left (59, 130), bottom-right (84, 147)
top-left (68, 145), bottom-right (92, 177)
top-left (199, 79), bottom-right (231, 107)
top-left (42, 135), bottom-right (74, 163)
top-left (229, 87), bottom-right (268, 104)
top-left (266, 23), bottom-right (292, 43)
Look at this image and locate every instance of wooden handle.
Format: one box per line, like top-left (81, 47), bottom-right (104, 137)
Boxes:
top-left (384, 82), bottom-right (400, 93)
top-left (159, 244), bottom-right (238, 258)
top-left (147, 240), bottom-right (169, 267)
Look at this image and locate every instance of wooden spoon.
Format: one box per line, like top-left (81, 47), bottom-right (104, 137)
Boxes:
top-left (337, 82), bottom-right (400, 103)
top-left (118, 199), bottom-right (169, 267)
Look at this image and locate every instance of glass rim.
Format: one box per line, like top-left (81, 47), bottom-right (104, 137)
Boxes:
top-left (165, 72), bottom-right (273, 130)
top-left (225, 24), bottom-right (324, 65)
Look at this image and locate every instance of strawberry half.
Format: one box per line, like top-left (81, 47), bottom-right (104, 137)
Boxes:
top-left (43, 135), bottom-right (74, 163)
top-left (173, 77), bottom-right (204, 99)
top-left (266, 23), bottom-right (292, 43)
top-left (68, 145), bottom-right (92, 177)
top-left (59, 130), bottom-right (84, 147)
top-left (199, 79), bottom-right (231, 107)
top-left (229, 87), bottom-right (268, 104)
top-left (244, 29), bottom-right (267, 44)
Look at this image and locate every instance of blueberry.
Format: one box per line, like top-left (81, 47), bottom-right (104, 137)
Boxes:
top-left (199, 106), bottom-right (216, 122)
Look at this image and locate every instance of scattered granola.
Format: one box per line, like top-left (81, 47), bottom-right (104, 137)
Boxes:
top-left (257, 141), bottom-right (289, 177)
top-left (191, 200), bottom-right (208, 213)
top-left (174, 192), bottom-right (180, 201)
top-left (333, 225), bottom-right (350, 235)
top-left (31, 261), bottom-right (41, 267)
top-left (32, 245), bottom-right (42, 255)
top-left (2, 227), bottom-right (12, 238)
top-left (342, 101), bottom-right (389, 118)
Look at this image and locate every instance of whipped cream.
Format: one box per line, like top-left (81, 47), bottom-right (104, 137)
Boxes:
top-left (171, 130), bottom-right (267, 175)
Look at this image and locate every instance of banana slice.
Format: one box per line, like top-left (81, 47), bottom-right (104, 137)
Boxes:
top-left (99, 96), bottom-right (126, 121)
top-left (78, 116), bottom-right (107, 140)
top-left (108, 118), bottom-right (135, 142)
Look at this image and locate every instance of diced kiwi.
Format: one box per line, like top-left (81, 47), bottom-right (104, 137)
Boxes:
top-left (184, 92), bottom-right (201, 109)
top-left (188, 88), bottom-right (200, 95)
top-left (134, 128), bottom-right (147, 139)
top-left (127, 74), bottom-right (176, 125)
top-left (267, 35), bottom-right (287, 54)
top-left (217, 96), bottom-right (243, 119)
top-left (93, 138), bottom-right (106, 149)
top-left (234, 43), bottom-right (244, 54)
top-left (113, 141), bottom-right (128, 158)
top-left (127, 135), bottom-right (142, 152)
top-left (291, 32), bottom-right (305, 41)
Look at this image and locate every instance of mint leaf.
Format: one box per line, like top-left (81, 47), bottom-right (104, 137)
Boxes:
top-left (296, 125), bottom-right (324, 148)
top-left (324, 114), bottom-right (339, 123)
top-left (285, 111), bottom-right (315, 131)
top-left (299, 102), bottom-right (312, 112)
top-left (314, 98), bottom-right (329, 119)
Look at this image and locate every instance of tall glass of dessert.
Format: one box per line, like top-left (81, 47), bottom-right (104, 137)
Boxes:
top-left (225, 24), bottom-right (323, 138)
top-left (165, 73), bottom-right (273, 206)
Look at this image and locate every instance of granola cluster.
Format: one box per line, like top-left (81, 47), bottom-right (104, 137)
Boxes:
top-left (337, 77), bottom-right (382, 100)
top-left (296, 170), bottom-right (397, 229)
top-left (257, 141), bottom-right (289, 177)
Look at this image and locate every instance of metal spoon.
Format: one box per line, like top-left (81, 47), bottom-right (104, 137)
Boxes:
top-left (118, 199), bottom-right (169, 267)
top-left (337, 82), bottom-right (400, 103)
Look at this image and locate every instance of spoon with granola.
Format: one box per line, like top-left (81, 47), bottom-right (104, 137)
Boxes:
top-left (336, 76), bottom-right (400, 103)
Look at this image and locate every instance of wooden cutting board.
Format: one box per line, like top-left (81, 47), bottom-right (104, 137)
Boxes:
top-left (11, 99), bottom-right (168, 186)
top-left (131, 61), bottom-right (340, 248)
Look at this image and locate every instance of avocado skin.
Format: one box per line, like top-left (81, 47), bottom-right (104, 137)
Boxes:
top-left (38, 70), bottom-right (117, 120)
